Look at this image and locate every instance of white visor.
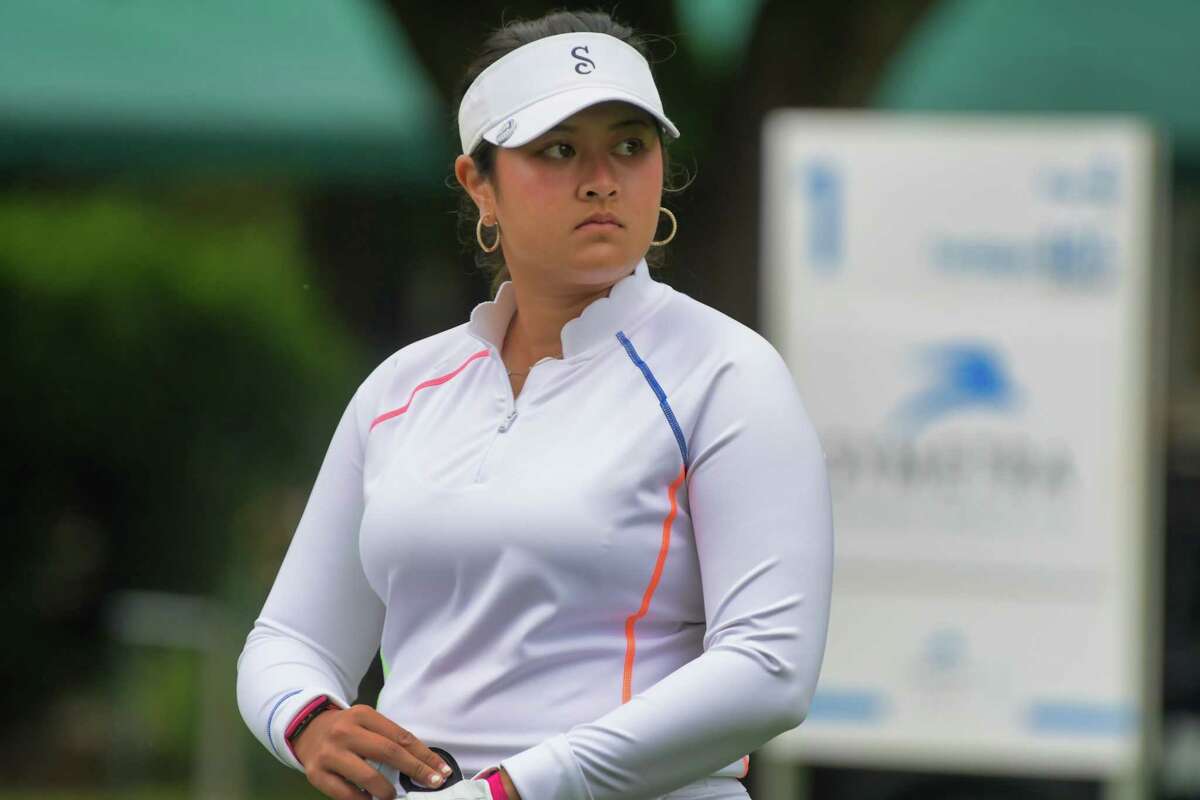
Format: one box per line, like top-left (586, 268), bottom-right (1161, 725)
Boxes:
top-left (458, 31), bottom-right (680, 155)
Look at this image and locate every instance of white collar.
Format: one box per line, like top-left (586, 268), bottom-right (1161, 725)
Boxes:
top-left (466, 258), bottom-right (665, 361)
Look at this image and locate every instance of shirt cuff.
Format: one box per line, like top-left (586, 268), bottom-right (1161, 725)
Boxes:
top-left (499, 733), bottom-right (592, 800)
top-left (266, 687), bottom-right (348, 772)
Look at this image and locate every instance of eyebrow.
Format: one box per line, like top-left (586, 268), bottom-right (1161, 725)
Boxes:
top-left (546, 118), bottom-right (654, 134)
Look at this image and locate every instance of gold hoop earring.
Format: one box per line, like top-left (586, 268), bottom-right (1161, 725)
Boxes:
top-left (650, 206), bottom-right (676, 247)
top-left (476, 215), bottom-right (501, 253)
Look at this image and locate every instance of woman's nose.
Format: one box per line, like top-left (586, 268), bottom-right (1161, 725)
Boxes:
top-left (579, 157), bottom-right (618, 200)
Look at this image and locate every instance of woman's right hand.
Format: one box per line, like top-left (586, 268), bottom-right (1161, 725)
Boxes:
top-left (292, 704), bottom-right (456, 800)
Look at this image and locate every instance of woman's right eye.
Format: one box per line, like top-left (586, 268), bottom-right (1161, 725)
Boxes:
top-left (542, 143), bottom-right (575, 159)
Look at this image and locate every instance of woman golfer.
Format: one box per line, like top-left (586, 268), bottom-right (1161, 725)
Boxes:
top-left (236, 10), bottom-right (833, 800)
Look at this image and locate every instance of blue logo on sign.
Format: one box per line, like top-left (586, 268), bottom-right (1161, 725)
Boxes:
top-left (1038, 158), bottom-right (1120, 205)
top-left (932, 230), bottom-right (1115, 290)
top-left (923, 628), bottom-right (967, 674)
top-left (797, 160), bottom-right (842, 272)
top-left (889, 342), bottom-right (1018, 436)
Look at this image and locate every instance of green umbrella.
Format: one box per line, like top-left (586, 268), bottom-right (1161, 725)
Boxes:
top-left (874, 0), bottom-right (1200, 170)
top-left (0, 0), bottom-right (448, 182)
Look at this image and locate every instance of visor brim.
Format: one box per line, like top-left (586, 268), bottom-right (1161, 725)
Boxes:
top-left (480, 86), bottom-right (680, 150)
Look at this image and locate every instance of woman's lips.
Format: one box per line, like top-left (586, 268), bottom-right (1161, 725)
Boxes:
top-left (576, 221), bottom-right (622, 230)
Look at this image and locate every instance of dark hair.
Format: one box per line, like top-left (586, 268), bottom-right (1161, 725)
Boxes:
top-left (451, 9), bottom-right (689, 297)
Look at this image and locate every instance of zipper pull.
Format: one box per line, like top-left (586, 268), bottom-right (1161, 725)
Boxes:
top-left (497, 409), bottom-right (518, 432)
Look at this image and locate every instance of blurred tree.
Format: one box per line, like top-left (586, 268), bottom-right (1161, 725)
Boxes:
top-left (0, 180), bottom-right (365, 784)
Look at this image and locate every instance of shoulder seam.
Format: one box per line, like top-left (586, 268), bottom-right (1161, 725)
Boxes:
top-left (615, 329), bottom-right (689, 468)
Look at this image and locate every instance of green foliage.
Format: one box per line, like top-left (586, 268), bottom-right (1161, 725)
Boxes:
top-left (0, 182), bottom-right (367, 785)
top-left (112, 647), bottom-right (202, 780)
top-left (0, 186), bottom-right (351, 370)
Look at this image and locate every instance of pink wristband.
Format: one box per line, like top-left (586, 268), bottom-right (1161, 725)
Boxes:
top-left (485, 769), bottom-right (510, 800)
top-left (284, 694), bottom-right (333, 760)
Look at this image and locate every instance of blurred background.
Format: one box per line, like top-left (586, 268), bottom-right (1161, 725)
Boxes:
top-left (3, 1), bottom-right (1198, 798)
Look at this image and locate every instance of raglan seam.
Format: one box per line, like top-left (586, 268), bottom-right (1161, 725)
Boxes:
top-left (614, 329), bottom-right (689, 468)
top-left (367, 347), bottom-right (490, 433)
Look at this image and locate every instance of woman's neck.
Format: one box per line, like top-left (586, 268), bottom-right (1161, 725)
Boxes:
top-left (503, 275), bottom-right (616, 365)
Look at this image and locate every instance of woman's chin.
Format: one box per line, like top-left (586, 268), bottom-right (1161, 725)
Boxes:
top-left (510, 241), bottom-right (644, 276)
top-left (572, 238), bottom-right (642, 261)
top-left (568, 247), bottom-right (640, 273)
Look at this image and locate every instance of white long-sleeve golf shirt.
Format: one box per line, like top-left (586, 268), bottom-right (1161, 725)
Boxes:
top-left (236, 257), bottom-right (834, 800)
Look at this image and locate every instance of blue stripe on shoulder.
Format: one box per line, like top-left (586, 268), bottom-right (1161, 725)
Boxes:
top-left (616, 331), bottom-right (689, 468)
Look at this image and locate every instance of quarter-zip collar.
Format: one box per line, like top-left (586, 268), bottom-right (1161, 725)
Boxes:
top-left (466, 257), bottom-right (666, 361)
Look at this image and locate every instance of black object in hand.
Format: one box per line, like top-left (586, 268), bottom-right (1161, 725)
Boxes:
top-left (399, 746), bottom-right (464, 793)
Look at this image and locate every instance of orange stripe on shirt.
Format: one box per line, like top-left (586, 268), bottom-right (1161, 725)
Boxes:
top-left (622, 462), bottom-right (688, 704)
top-left (370, 349), bottom-right (490, 431)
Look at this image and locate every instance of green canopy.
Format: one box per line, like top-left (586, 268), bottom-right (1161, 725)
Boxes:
top-left (874, 0), bottom-right (1200, 170)
top-left (0, 0), bottom-right (448, 182)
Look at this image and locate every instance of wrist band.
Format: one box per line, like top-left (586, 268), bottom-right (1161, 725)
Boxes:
top-left (485, 769), bottom-right (510, 800)
top-left (285, 695), bottom-right (334, 750)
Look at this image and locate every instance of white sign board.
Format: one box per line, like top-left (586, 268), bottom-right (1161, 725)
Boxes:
top-left (759, 111), bottom-right (1164, 779)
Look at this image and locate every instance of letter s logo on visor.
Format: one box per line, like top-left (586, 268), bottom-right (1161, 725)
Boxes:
top-left (572, 45), bottom-right (596, 74)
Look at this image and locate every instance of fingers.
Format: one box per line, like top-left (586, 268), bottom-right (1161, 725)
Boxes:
top-left (326, 748), bottom-right (399, 799)
top-left (301, 707), bottom-right (397, 800)
top-left (299, 703), bottom-right (455, 800)
top-left (308, 766), bottom-right (373, 800)
top-left (353, 706), bottom-right (454, 788)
